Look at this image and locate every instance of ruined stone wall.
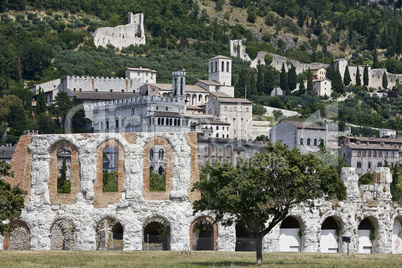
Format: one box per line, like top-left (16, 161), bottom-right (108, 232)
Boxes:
top-left (1, 134), bottom-right (401, 253)
top-left (94, 13), bottom-right (145, 49)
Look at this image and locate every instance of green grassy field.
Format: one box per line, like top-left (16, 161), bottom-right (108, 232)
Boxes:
top-left (0, 251), bottom-right (401, 267)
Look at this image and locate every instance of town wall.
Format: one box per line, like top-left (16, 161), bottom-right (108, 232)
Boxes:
top-left (58, 76), bottom-right (142, 93)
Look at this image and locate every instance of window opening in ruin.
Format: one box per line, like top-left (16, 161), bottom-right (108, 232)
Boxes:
top-left (102, 146), bottom-right (118, 192)
top-left (192, 220), bottom-right (214, 251)
top-left (51, 219), bottom-right (75, 250)
top-left (57, 148), bottom-right (72, 194)
top-left (279, 216), bottom-right (302, 252)
top-left (150, 145), bottom-right (166, 191)
top-left (143, 221), bottom-right (170, 250)
top-left (235, 220), bottom-right (256, 251)
top-left (5, 221), bottom-right (30, 250)
top-left (96, 218), bottom-right (124, 250)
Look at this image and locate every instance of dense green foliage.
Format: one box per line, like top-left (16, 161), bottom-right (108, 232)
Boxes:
top-left (358, 172), bottom-right (374, 185)
top-left (0, 160), bottom-right (27, 235)
top-left (150, 170), bottom-right (166, 191)
top-left (103, 170), bottom-right (118, 192)
top-left (193, 142), bottom-right (346, 265)
top-left (57, 158), bottom-right (71, 194)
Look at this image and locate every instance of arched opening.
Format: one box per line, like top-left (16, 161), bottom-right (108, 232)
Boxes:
top-left (279, 216), bottom-right (301, 252)
top-left (392, 217), bottom-right (402, 254)
top-left (358, 217), bottom-right (377, 254)
top-left (300, 138), bottom-right (303, 145)
top-left (102, 146), bottom-right (118, 192)
top-left (57, 148), bottom-right (71, 194)
top-left (198, 94), bottom-right (202, 102)
top-left (227, 61), bottom-right (230, 72)
top-left (314, 138), bottom-right (317, 146)
top-left (143, 221), bottom-right (170, 251)
top-left (221, 61), bottom-right (224, 71)
top-left (3, 220), bottom-right (30, 250)
top-left (191, 219), bottom-right (215, 250)
top-left (96, 218), bottom-right (124, 250)
top-left (235, 220), bottom-right (256, 251)
top-left (192, 95), bottom-right (196, 106)
top-left (51, 219), bottom-right (75, 250)
top-left (320, 217), bottom-right (341, 253)
top-left (307, 138), bottom-right (311, 145)
top-left (150, 145), bottom-right (166, 191)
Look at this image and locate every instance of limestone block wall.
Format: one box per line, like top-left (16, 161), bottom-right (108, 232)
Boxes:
top-left (59, 76), bottom-right (142, 93)
top-left (1, 134), bottom-right (401, 253)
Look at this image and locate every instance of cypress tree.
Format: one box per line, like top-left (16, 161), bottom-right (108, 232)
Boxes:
top-left (326, 61), bottom-right (336, 80)
top-left (382, 72), bottom-right (388, 89)
top-left (356, 67), bottom-right (361, 86)
top-left (257, 64), bottom-right (265, 95)
top-left (307, 68), bottom-right (313, 91)
top-left (332, 68), bottom-right (344, 94)
top-left (250, 71), bottom-right (257, 97)
top-left (298, 77), bottom-right (306, 95)
top-left (372, 49), bottom-right (379, 69)
top-left (264, 66), bottom-right (275, 95)
top-left (344, 66), bottom-right (351, 86)
top-left (363, 66), bottom-right (369, 87)
top-left (287, 64), bottom-right (297, 93)
top-left (280, 63), bottom-right (289, 94)
top-left (36, 88), bottom-right (47, 115)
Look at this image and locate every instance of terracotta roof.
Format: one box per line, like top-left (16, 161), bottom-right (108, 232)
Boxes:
top-left (126, 67), bottom-right (157, 73)
top-left (69, 91), bottom-right (139, 100)
top-left (284, 121), bottom-right (326, 130)
top-left (345, 143), bottom-right (400, 150)
top-left (210, 92), bottom-right (252, 104)
top-left (196, 80), bottom-right (222, 86)
top-left (0, 145), bottom-right (16, 160)
top-left (344, 136), bottom-right (402, 144)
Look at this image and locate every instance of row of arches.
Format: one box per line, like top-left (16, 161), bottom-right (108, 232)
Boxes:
top-left (186, 93), bottom-right (208, 106)
top-left (149, 117), bottom-right (189, 127)
top-left (5, 215), bottom-right (402, 253)
top-left (300, 138), bottom-right (319, 146)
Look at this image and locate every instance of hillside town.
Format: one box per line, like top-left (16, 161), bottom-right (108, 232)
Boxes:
top-left (0, 1), bottom-right (401, 266)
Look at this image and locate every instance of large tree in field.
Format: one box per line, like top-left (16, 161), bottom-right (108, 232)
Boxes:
top-left (0, 161), bottom-right (27, 235)
top-left (192, 142), bottom-right (346, 265)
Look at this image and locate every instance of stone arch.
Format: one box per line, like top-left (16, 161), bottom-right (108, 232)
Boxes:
top-left (279, 216), bottom-right (304, 252)
top-left (142, 216), bottom-right (171, 251)
top-left (50, 218), bottom-right (76, 250)
top-left (95, 217), bottom-right (124, 250)
top-left (192, 94), bottom-right (196, 106)
top-left (143, 137), bottom-right (173, 200)
top-left (357, 216), bottom-right (379, 254)
top-left (319, 216), bottom-right (344, 253)
top-left (235, 220), bottom-right (256, 251)
top-left (49, 140), bottom-right (80, 205)
top-left (94, 139), bottom-right (125, 208)
top-left (190, 216), bottom-right (217, 251)
top-left (3, 220), bottom-right (30, 250)
top-left (392, 215), bottom-right (402, 254)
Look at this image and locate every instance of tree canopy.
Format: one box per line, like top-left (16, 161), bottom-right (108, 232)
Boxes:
top-left (192, 142), bottom-right (346, 265)
top-left (0, 161), bottom-right (27, 235)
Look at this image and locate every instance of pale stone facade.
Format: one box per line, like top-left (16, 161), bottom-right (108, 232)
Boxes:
top-left (270, 121), bottom-right (327, 154)
top-left (1, 135), bottom-right (401, 254)
top-left (94, 13), bottom-right (145, 49)
top-left (313, 79), bottom-right (332, 97)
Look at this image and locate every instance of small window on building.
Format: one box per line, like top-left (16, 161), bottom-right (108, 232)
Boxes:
top-left (211, 146), bottom-right (215, 152)
top-left (219, 147), bottom-right (222, 152)
top-left (384, 151), bottom-right (388, 157)
top-left (358, 151), bottom-right (361, 156)
top-left (79, 88), bottom-right (82, 92)
top-left (379, 151), bottom-right (382, 156)
top-left (106, 121), bottom-right (109, 129)
top-left (314, 139), bottom-right (317, 146)
top-left (115, 119), bottom-right (119, 128)
top-left (74, 88), bottom-right (76, 92)
top-left (300, 138), bottom-right (303, 145)
top-left (391, 151), bottom-right (394, 157)
top-left (204, 146), bottom-right (208, 152)
top-left (373, 151), bottom-right (377, 156)
top-left (368, 162), bottom-right (371, 169)
top-left (378, 162), bottom-right (383, 167)
top-left (307, 138), bottom-right (311, 145)
top-left (216, 126), bottom-right (219, 130)
top-left (110, 89), bottom-right (113, 93)
top-left (234, 130), bottom-right (236, 134)
top-left (121, 89), bottom-right (124, 93)
top-left (216, 133), bottom-right (219, 137)
top-left (95, 89), bottom-right (98, 92)
top-left (357, 162), bottom-right (362, 168)
top-left (166, 107), bottom-right (168, 111)
top-left (363, 151), bottom-right (366, 156)
top-left (368, 151), bottom-right (371, 157)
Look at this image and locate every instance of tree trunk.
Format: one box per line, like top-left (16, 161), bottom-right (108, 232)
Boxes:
top-left (256, 235), bottom-right (263, 266)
